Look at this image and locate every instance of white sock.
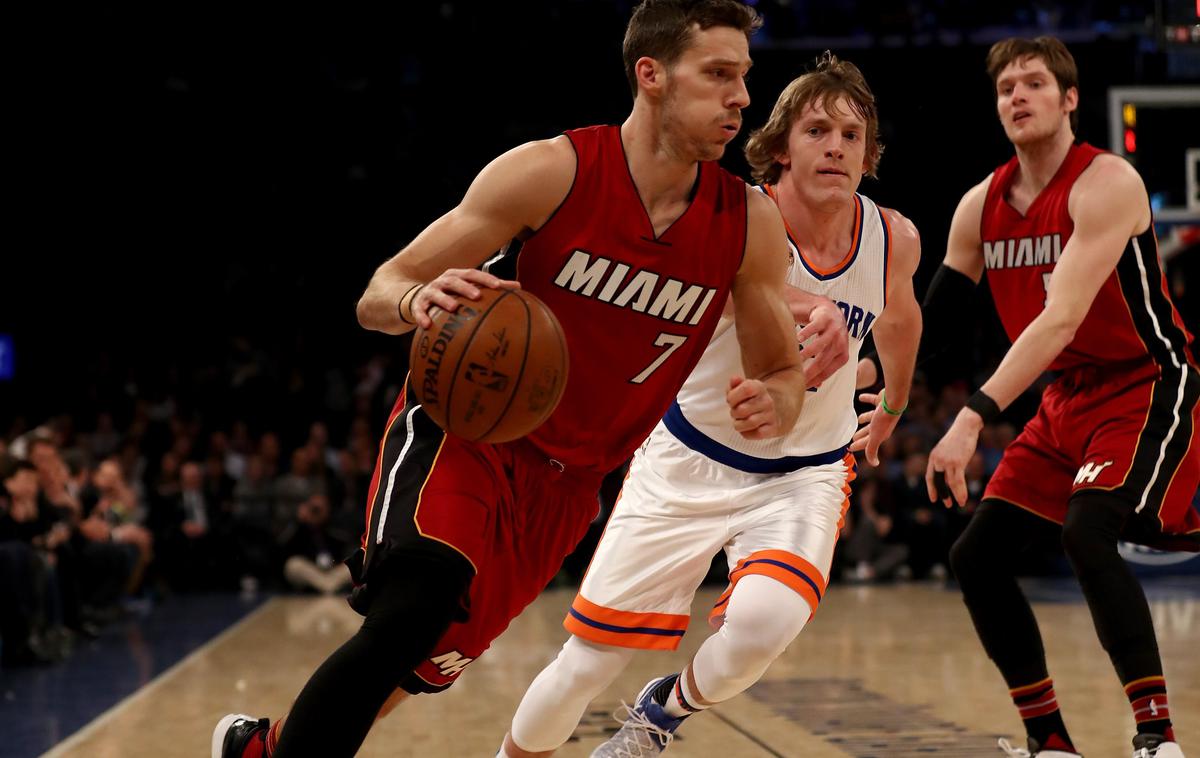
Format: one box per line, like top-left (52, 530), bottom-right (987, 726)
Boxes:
top-left (661, 666), bottom-right (703, 718)
top-left (509, 636), bottom-right (635, 752)
top-left (687, 575), bottom-right (811, 706)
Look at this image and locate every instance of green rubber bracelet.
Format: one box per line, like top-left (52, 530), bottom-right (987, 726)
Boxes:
top-left (880, 389), bottom-right (907, 416)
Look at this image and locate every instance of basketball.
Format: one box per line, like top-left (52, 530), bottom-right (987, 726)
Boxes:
top-left (409, 287), bottom-right (568, 444)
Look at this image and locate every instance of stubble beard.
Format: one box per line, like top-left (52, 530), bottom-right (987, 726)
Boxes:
top-left (662, 81), bottom-right (724, 163)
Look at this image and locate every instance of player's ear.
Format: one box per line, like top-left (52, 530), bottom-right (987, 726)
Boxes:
top-left (1062, 86), bottom-right (1078, 114)
top-left (635, 57), bottom-right (667, 97)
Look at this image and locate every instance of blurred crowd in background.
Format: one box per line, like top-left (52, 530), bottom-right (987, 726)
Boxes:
top-left (0, 340), bottom-right (1032, 669)
top-left (3, 0), bottom-right (1196, 673)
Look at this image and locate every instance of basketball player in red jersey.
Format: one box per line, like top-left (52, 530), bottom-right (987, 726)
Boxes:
top-left (212, 3), bottom-right (840, 757)
top-left (920, 37), bottom-right (1197, 758)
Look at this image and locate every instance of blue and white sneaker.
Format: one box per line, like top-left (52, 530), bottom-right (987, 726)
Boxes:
top-left (590, 675), bottom-right (687, 757)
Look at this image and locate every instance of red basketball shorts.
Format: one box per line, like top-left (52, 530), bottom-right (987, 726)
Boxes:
top-left (347, 388), bottom-right (604, 693)
top-left (985, 359), bottom-right (1200, 550)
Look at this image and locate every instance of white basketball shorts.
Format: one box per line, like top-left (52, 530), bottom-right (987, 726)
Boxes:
top-left (564, 421), bottom-right (854, 650)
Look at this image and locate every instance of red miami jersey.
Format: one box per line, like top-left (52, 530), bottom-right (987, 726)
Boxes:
top-left (981, 142), bottom-right (1194, 371)
top-left (491, 125), bottom-right (747, 473)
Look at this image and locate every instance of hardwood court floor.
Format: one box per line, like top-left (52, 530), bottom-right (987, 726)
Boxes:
top-left (44, 581), bottom-right (1198, 757)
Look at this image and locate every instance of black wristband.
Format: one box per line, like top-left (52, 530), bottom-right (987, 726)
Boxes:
top-left (397, 284), bottom-right (423, 325)
top-left (966, 390), bottom-right (1001, 423)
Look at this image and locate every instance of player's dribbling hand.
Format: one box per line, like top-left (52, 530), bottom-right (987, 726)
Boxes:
top-left (849, 391), bottom-right (900, 466)
top-left (412, 269), bottom-right (520, 329)
top-left (792, 297), bottom-right (848, 389)
top-left (727, 376), bottom-right (782, 439)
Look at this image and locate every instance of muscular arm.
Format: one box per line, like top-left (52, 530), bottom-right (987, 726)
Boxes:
top-left (872, 210), bottom-right (922, 408)
top-left (928, 157), bottom-right (1152, 506)
top-left (728, 188), bottom-right (808, 438)
top-left (355, 137), bottom-right (576, 335)
top-left (975, 156), bottom-right (1150, 412)
top-left (850, 210), bottom-right (921, 464)
top-left (943, 177), bottom-right (989, 283)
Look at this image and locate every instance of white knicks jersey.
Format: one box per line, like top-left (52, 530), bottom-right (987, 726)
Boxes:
top-left (661, 186), bottom-right (891, 473)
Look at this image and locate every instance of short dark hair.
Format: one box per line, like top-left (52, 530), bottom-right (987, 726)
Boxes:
top-left (987, 36), bottom-right (1079, 133)
top-left (623, 0), bottom-right (762, 97)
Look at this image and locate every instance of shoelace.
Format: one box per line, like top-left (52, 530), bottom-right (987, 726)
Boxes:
top-left (607, 702), bottom-right (676, 757)
top-left (998, 738), bottom-right (1033, 757)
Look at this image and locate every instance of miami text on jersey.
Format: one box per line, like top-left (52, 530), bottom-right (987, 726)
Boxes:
top-left (553, 250), bottom-right (719, 326)
top-left (983, 233), bottom-right (1063, 270)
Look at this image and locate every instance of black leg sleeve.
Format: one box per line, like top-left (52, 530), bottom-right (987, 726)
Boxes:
top-left (949, 499), bottom-right (1058, 687)
top-left (272, 554), bottom-right (473, 758)
top-left (1061, 491), bottom-right (1163, 683)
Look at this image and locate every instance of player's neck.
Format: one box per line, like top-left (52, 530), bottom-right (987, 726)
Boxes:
top-left (774, 177), bottom-right (856, 264)
top-left (620, 115), bottom-right (701, 224)
top-left (1011, 127), bottom-right (1074, 195)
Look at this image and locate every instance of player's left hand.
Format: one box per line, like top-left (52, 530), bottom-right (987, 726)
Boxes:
top-left (849, 391), bottom-right (900, 466)
top-left (792, 297), bottom-right (849, 390)
top-left (925, 409), bottom-right (983, 507)
top-left (727, 376), bottom-right (783, 439)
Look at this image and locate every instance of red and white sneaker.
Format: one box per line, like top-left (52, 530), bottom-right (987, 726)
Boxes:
top-left (212, 713), bottom-right (270, 758)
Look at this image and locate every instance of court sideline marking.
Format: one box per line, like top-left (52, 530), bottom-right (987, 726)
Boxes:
top-left (40, 598), bottom-right (278, 758)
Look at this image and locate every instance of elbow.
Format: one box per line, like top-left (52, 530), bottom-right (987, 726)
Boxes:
top-left (1046, 313), bottom-right (1081, 347)
top-left (1056, 323), bottom-right (1079, 348)
top-left (355, 295), bottom-right (373, 330)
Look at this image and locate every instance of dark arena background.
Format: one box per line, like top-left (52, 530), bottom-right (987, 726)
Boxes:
top-left (2, 3), bottom-right (1197, 757)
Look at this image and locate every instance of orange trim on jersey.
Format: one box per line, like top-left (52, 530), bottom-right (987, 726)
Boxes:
top-left (880, 206), bottom-right (894, 307)
top-left (764, 184), bottom-right (863, 276)
top-left (564, 594), bottom-right (689, 651)
top-left (709, 550), bottom-right (825, 624)
top-left (361, 381), bottom-right (410, 550)
top-left (412, 435), bottom-right (479, 574)
top-left (838, 451), bottom-right (857, 531)
top-left (1009, 677), bottom-right (1053, 697)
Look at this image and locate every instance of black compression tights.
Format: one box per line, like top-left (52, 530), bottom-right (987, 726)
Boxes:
top-left (272, 555), bottom-right (473, 758)
top-left (949, 496), bottom-right (1164, 689)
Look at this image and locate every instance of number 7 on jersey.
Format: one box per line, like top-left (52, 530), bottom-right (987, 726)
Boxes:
top-left (631, 332), bottom-right (688, 384)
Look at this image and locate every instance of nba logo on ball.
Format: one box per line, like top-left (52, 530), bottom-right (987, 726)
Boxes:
top-left (410, 288), bottom-right (568, 443)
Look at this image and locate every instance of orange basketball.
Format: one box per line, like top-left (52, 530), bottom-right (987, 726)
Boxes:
top-left (409, 287), bottom-right (568, 444)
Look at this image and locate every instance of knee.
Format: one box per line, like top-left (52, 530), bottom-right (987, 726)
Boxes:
top-left (1061, 494), bottom-right (1125, 568)
top-left (553, 636), bottom-right (633, 692)
top-left (948, 532), bottom-right (978, 583)
top-left (723, 586), bottom-right (807, 663)
top-left (949, 503), bottom-right (1009, 584)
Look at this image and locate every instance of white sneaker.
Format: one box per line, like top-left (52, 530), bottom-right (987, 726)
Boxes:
top-left (998, 736), bottom-right (1082, 757)
top-left (1132, 733), bottom-right (1184, 758)
top-left (589, 676), bottom-right (686, 757)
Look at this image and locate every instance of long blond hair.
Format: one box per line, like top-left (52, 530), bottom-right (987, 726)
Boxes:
top-left (744, 51), bottom-right (882, 185)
